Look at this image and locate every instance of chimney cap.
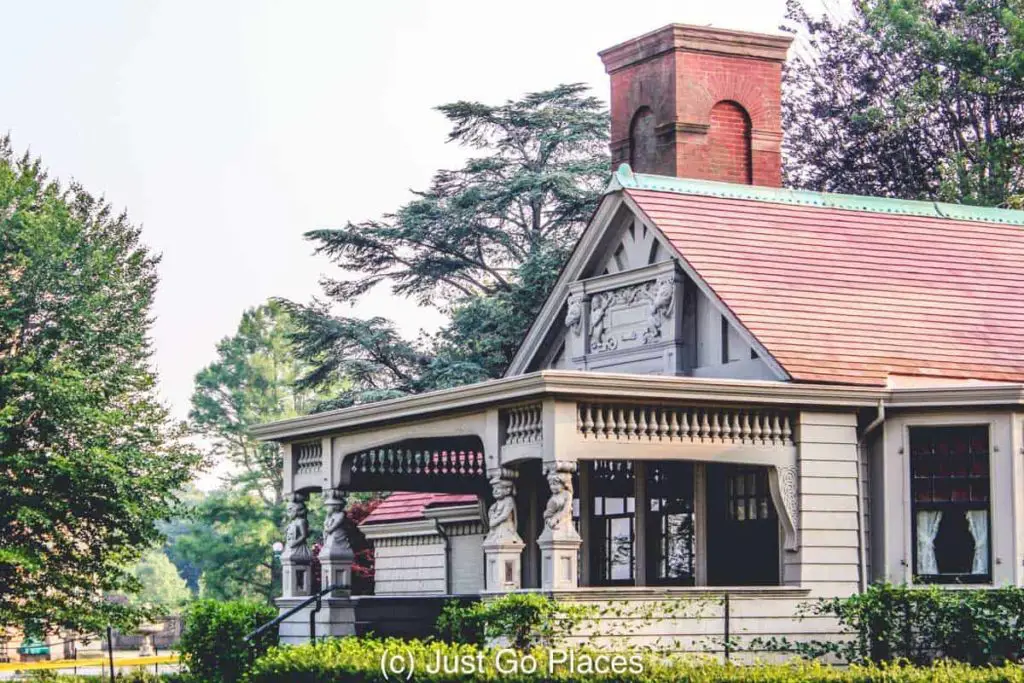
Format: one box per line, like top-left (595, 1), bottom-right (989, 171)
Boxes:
top-left (599, 23), bottom-right (793, 74)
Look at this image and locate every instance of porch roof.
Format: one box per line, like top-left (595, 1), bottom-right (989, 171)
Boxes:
top-left (360, 492), bottom-right (477, 525)
top-left (251, 369), bottom-right (1024, 443)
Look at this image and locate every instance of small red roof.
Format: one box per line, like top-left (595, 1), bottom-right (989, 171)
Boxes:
top-left (359, 492), bottom-right (478, 525)
top-left (624, 179), bottom-right (1024, 386)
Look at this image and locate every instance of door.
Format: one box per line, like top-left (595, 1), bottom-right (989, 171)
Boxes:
top-left (706, 464), bottom-right (779, 586)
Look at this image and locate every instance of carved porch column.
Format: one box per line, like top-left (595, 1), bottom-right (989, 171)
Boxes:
top-left (318, 488), bottom-right (354, 594)
top-left (482, 469), bottom-right (525, 592)
top-left (280, 492), bottom-right (312, 598)
top-left (538, 461), bottom-right (582, 590)
top-left (316, 487), bottom-right (357, 637)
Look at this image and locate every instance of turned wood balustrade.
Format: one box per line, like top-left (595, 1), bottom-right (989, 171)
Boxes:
top-left (576, 403), bottom-right (794, 447)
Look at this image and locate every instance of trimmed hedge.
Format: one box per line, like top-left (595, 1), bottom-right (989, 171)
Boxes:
top-left (758, 583), bottom-right (1024, 665)
top-left (249, 637), bottom-right (1024, 682)
top-left (179, 598), bottom-right (277, 683)
top-left (436, 593), bottom-right (591, 648)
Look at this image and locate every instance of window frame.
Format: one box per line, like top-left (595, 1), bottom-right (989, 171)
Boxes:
top-left (907, 422), bottom-right (993, 586)
top-left (645, 461), bottom-right (697, 586)
top-left (587, 460), bottom-right (637, 586)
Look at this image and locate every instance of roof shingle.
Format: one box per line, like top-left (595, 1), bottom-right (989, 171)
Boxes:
top-left (359, 492), bottom-right (478, 525)
top-left (623, 177), bottom-right (1024, 386)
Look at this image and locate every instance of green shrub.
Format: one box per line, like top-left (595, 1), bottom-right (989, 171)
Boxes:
top-left (179, 598), bottom-right (277, 683)
top-left (435, 593), bottom-right (592, 649)
top-left (249, 636), bottom-right (1024, 682)
top-left (757, 583), bottom-right (1024, 665)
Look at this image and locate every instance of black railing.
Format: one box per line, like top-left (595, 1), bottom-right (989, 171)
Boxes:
top-left (244, 584), bottom-right (345, 646)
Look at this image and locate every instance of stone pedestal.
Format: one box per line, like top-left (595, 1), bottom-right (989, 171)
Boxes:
top-left (281, 492), bottom-right (312, 598)
top-left (316, 596), bottom-right (357, 638)
top-left (281, 551), bottom-right (312, 598)
top-left (482, 470), bottom-right (525, 591)
top-left (319, 488), bottom-right (355, 595)
top-left (538, 529), bottom-right (582, 590)
top-left (538, 461), bottom-right (581, 590)
top-left (483, 536), bottom-right (525, 591)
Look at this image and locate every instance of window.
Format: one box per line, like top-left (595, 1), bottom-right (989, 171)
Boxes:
top-left (910, 425), bottom-right (991, 583)
top-left (721, 315), bottom-right (730, 364)
top-left (646, 462), bottom-right (695, 585)
top-left (589, 461), bottom-right (635, 584)
top-left (727, 467), bottom-right (774, 522)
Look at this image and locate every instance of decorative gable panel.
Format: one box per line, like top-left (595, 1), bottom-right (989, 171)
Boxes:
top-left (563, 260), bottom-right (685, 375)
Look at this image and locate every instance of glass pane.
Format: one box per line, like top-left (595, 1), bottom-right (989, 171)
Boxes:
top-left (609, 517), bottom-right (633, 580)
top-left (910, 426), bottom-right (992, 581)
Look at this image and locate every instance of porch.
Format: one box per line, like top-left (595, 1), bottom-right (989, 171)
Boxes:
top-left (252, 370), bottom-right (880, 643)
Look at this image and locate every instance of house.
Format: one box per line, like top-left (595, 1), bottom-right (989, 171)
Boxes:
top-left (252, 22), bottom-right (1024, 652)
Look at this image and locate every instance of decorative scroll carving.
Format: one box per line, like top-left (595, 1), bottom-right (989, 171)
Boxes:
top-left (587, 279), bottom-right (675, 353)
top-left (577, 403), bottom-right (795, 447)
top-left (769, 464), bottom-right (800, 552)
top-left (643, 275), bottom-right (674, 343)
top-left (282, 493), bottom-right (311, 561)
top-left (564, 293), bottom-right (584, 336)
top-left (484, 476), bottom-right (518, 544)
top-left (542, 462), bottom-right (576, 532)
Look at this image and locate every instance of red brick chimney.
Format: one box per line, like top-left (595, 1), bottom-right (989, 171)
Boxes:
top-left (599, 24), bottom-right (792, 187)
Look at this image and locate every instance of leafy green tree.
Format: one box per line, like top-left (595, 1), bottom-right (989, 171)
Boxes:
top-left (173, 490), bottom-right (284, 602)
top-left (174, 301), bottom-right (334, 602)
top-left (190, 300), bottom-right (322, 505)
top-left (783, 0), bottom-right (1024, 206)
top-left (0, 136), bottom-right (200, 633)
top-left (283, 83), bottom-right (609, 409)
top-left (128, 549), bottom-right (192, 612)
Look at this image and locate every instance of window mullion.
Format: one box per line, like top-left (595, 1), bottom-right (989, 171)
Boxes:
top-left (634, 460), bottom-right (648, 587)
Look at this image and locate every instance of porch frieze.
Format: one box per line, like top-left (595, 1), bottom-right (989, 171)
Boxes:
top-left (251, 370), bottom-right (889, 443)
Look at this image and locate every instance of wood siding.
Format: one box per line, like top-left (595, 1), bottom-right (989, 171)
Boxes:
top-left (789, 411), bottom-right (861, 597)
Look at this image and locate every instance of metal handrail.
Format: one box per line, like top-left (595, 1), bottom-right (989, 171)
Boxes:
top-left (244, 584), bottom-right (345, 643)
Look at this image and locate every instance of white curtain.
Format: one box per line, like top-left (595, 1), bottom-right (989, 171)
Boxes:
top-left (916, 510), bottom-right (943, 576)
top-left (966, 510), bottom-right (990, 576)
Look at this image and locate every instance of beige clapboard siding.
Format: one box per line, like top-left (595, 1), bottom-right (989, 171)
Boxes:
top-left (861, 438), bottom-right (872, 585)
top-left (373, 541), bottom-right (446, 595)
top-left (450, 533), bottom-right (484, 594)
top-left (797, 411), bottom-right (861, 598)
top-left (561, 594), bottom-right (848, 656)
top-left (801, 529), bottom-right (859, 547)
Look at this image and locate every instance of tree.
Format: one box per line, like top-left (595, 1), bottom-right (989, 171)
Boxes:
top-left (175, 302), bottom-right (338, 602)
top-left (172, 490), bottom-right (285, 603)
top-left (283, 83), bottom-right (609, 409)
top-left (0, 136), bottom-right (200, 633)
top-left (128, 549), bottom-right (191, 612)
top-left (189, 300), bottom-right (324, 505)
top-left (783, 0), bottom-right (1024, 206)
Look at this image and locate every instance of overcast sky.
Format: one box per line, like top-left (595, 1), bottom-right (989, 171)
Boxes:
top-left (1, 0), bottom-right (804, 422)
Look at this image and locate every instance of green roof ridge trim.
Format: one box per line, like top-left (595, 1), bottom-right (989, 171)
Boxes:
top-left (606, 164), bottom-right (1024, 226)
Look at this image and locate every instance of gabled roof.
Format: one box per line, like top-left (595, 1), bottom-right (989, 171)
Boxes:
top-left (614, 166), bottom-right (1024, 386)
top-left (359, 492), bottom-right (478, 525)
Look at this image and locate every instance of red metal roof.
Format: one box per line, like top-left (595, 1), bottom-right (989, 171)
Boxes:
top-left (626, 187), bottom-right (1024, 386)
top-left (359, 492), bottom-right (478, 525)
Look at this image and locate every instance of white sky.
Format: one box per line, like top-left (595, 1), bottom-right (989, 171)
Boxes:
top-left (1, 0), bottom-right (799, 423)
